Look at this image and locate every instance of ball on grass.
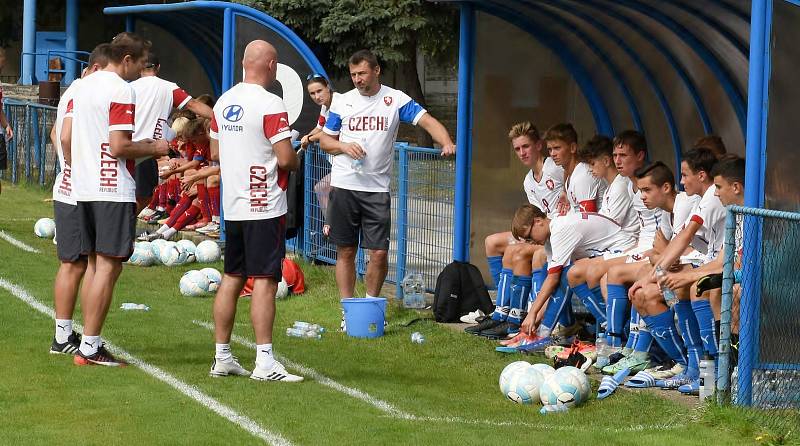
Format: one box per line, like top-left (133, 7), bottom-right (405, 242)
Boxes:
top-left (180, 270), bottom-right (210, 296)
top-left (199, 267), bottom-right (221, 292)
top-left (34, 218), bottom-right (56, 238)
top-left (196, 240), bottom-right (221, 263)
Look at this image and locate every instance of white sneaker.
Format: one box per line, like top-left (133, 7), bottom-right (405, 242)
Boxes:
top-left (250, 361), bottom-right (304, 382)
top-left (459, 310), bottom-right (485, 324)
top-left (138, 208), bottom-right (156, 219)
top-left (209, 357), bottom-right (251, 377)
top-left (197, 223), bottom-right (220, 234)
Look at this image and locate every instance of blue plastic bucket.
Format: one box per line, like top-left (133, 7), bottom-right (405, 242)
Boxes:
top-left (341, 297), bottom-right (387, 338)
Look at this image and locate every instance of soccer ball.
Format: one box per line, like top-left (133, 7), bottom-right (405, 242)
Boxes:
top-left (159, 241), bottom-right (188, 266)
top-left (34, 218), bottom-right (56, 238)
top-left (199, 267), bottom-right (221, 292)
top-left (555, 366), bottom-right (591, 402)
top-left (506, 367), bottom-right (544, 405)
top-left (179, 270), bottom-right (210, 296)
top-left (129, 242), bottom-right (155, 266)
top-left (176, 239), bottom-right (197, 263)
top-left (499, 361), bottom-right (532, 396)
top-left (539, 368), bottom-right (589, 407)
top-left (276, 279), bottom-right (289, 299)
top-left (530, 363), bottom-right (556, 378)
top-left (196, 240), bottom-right (221, 263)
top-left (150, 238), bottom-right (167, 264)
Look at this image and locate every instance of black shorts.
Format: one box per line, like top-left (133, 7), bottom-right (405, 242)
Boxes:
top-left (327, 187), bottom-right (391, 250)
top-left (224, 216), bottom-right (285, 278)
top-left (0, 137), bottom-right (7, 171)
top-left (54, 201), bottom-right (84, 262)
top-left (134, 158), bottom-right (158, 198)
top-left (77, 201), bottom-right (136, 259)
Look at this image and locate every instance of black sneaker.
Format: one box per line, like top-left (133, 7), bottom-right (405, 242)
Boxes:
top-left (50, 331), bottom-right (81, 355)
top-left (74, 345), bottom-right (127, 367)
top-left (696, 273), bottom-right (723, 296)
top-left (479, 321), bottom-right (519, 340)
top-left (464, 317), bottom-right (501, 335)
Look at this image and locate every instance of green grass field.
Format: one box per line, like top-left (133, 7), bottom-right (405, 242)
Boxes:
top-left (0, 180), bottom-right (793, 445)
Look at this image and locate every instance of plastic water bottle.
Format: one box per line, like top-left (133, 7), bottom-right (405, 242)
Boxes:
top-left (286, 327), bottom-right (321, 339)
top-left (699, 356), bottom-right (716, 401)
top-left (411, 332), bottom-right (425, 344)
top-left (120, 303), bottom-right (150, 311)
top-left (401, 272), bottom-right (426, 309)
top-left (294, 321), bottom-right (326, 333)
top-left (540, 404), bottom-right (569, 414)
top-left (595, 332), bottom-right (610, 363)
top-left (655, 266), bottom-right (678, 306)
top-left (730, 366), bottom-right (738, 405)
top-left (351, 158), bottom-right (363, 173)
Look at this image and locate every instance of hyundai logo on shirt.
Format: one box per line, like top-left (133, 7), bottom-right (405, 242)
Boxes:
top-left (223, 105), bottom-right (244, 122)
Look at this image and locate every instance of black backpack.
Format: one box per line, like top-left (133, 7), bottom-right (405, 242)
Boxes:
top-left (433, 261), bottom-right (494, 322)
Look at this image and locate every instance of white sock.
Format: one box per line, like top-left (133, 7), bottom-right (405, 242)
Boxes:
top-left (162, 228), bottom-right (177, 239)
top-left (256, 343), bottom-right (275, 368)
top-left (215, 343), bottom-right (232, 361)
top-left (79, 335), bottom-right (101, 356)
top-left (536, 325), bottom-right (552, 338)
top-left (55, 319), bottom-right (72, 343)
top-left (156, 206), bottom-right (165, 212)
top-left (156, 224), bottom-right (169, 235)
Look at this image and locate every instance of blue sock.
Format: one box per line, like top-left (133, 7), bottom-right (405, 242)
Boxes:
top-left (632, 311), bottom-right (653, 353)
top-left (491, 268), bottom-right (513, 321)
top-left (606, 283), bottom-right (628, 348)
top-left (675, 300), bottom-right (702, 377)
top-left (642, 309), bottom-right (687, 365)
top-left (558, 297), bottom-right (575, 327)
top-left (487, 255), bottom-right (503, 290)
top-left (692, 300), bottom-right (718, 358)
top-left (572, 282), bottom-right (607, 323)
top-left (507, 275), bottom-right (531, 325)
top-left (531, 267), bottom-right (547, 296)
top-left (541, 281), bottom-right (570, 333)
top-left (625, 308), bottom-right (639, 350)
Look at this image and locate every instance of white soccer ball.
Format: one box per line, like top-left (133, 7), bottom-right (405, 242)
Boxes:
top-left (159, 241), bottom-right (187, 266)
top-left (199, 267), bottom-right (221, 292)
top-left (555, 366), bottom-right (591, 402)
top-left (499, 361), bottom-right (532, 396)
top-left (506, 367), bottom-right (544, 405)
top-left (276, 279), bottom-right (289, 299)
top-left (540, 368), bottom-right (589, 407)
top-left (150, 238), bottom-right (167, 264)
top-left (129, 242), bottom-right (155, 266)
top-left (34, 218), bottom-right (56, 238)
top-left (195, 240), bottom-right (221, 263)
top-left (179, 270), bottom-right (210, 297)
top-left (530, 363), bottom-right (556, 378)
top-left (176, 239), bottom-right (197, 263)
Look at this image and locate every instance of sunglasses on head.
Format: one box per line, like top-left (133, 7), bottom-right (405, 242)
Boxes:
top-left (306, 73), bottom-right (326, 81)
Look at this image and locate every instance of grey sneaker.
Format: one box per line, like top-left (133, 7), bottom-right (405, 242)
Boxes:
top-left (209, 357), bottom-right (251, 377)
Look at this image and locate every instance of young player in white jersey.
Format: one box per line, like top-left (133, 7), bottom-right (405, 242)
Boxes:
top-left (629, 148), bottom-right (724, 393)
top-left (318, 49), bottom-right (455, 313)
top-left (581, 134), bottom-right (637, 231)
top-left (62, 33), bottom-right (169, 367)
top-left (47, 44), bottom-right (109, 355)
top-left (208, 40), bottom-right (302, 383)
top-left (470, 122), bottom-right (565, 339)
top-left (132, 51), bottom-right (213, 215)
top-left (544, 123), bottom-right (604, 214)
top-left (514, 205), bottom-right (635, 352)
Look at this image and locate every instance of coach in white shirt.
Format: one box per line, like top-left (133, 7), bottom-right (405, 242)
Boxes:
top-left (318, 49), bottom-right (455, 303)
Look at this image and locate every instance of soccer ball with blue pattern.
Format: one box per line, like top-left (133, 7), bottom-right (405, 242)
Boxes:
top-left (180, 270), bottom-right (210, 296)
top-left (129, 242), bottom-right (155, 266)
top-left (177, 239), bottom-right (197, 263)
top-left (34, 218), bottom-right (56, 238)
top-left (196, 240), bottom-right (221, 263)
top-left (499, 361), bottom-right (531, 396)
top-left (199, 267), bottom-right (221, 292)
top-left (506, 367), bottom-right (544, 405)
top-left (539, 367), bottom-right (590, 407)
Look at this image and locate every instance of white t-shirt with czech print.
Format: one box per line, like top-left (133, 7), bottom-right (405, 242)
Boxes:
top-left (545, 212), bottom-right (636, 274)
top-left (69, 70), bottom-right (137, 203)
top-left (131, 75), bottom-right (191, 142)
top-left (323, 85), bottom-right (426, 193)
top-left (523, 157), bottom-right (564, 219)
top-left (684, 184), bottom-right (727, 263)
top-left (566, 162), bottom-right (605, 214)
top-left (53, 78), bottom-right (81, 205)
top-left (210, 82), bottom-right (292, 221)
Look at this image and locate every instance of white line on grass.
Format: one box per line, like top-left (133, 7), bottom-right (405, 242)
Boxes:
top-left (0, 278), bottom-right (293, 446)
top-left (0, 230), bottom-right (40, 253)
top-left (193, 320), bottom-right (415, 419)
top-left (194, 322), bottom-right (686, 433)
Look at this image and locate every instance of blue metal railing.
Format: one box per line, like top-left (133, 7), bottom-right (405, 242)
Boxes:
top-left (0, 99), bottom-right (58, 185)
top-left (20, 50), bottom-right (90, 83)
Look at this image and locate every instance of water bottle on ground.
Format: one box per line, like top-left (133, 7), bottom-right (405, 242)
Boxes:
top-left (730, 366), bottom-right (738, 404)
top-left (120, 303), bottom-right (150, 311)
top-left (595, 332), bottom-right (610, 363)
top-left (294, 321), bottom-right (326, 333)
top-left (286, 327), bottom-right (322, 339)
top-left (411, 332), bottom-right (425, 344)
top-left (540, 404), bottom-right (569, 414)
top-left (699, 355), bottom-right (716, 401)
top-left (401, 272), bottom-right (426, 309)
top-left (655, 266), bottom-right (678, 306)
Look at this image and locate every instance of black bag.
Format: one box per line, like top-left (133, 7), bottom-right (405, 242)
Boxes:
top-left (433, 261), bottom-right (494, 322)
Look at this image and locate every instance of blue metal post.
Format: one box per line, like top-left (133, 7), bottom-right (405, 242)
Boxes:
top-left (739, 0), bottom-right (770, 407)
top-left (64, 0), bottom-right (78, 85)
top-left (396, 143), bottom-right (409, 298)
top-left (219, 7), bottom-right (235, 242)
top-left (20, 0), bottom-right (37, 85)
top-left (453, 3), bottom-right (475, 262)
top-left (125, 15), bottom-right (135, 33)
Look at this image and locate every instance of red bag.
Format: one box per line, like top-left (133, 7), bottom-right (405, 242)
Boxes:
top-left (239, 258), bottom-right (305, 297)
